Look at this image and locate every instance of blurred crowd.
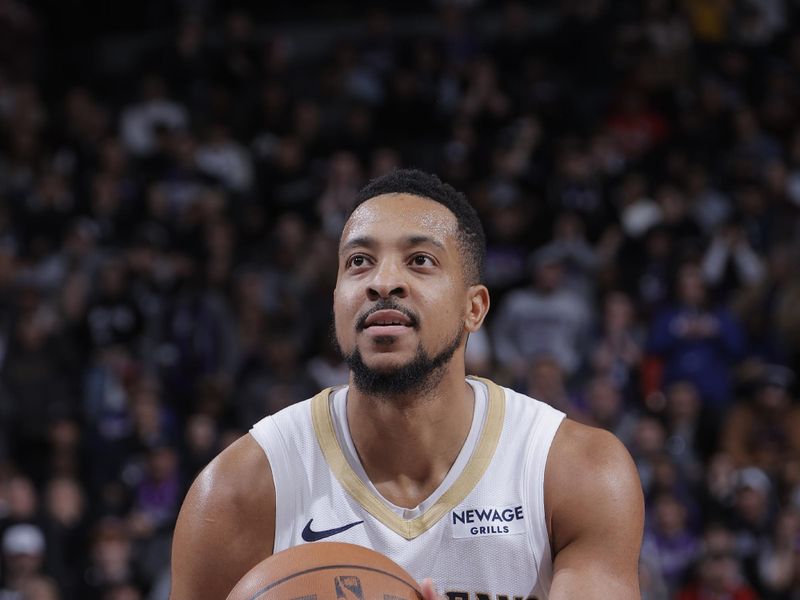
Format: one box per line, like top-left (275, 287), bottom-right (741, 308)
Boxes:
top-left (1, 0), bottom-right (800, 598)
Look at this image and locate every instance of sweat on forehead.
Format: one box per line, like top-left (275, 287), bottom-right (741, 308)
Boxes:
top-left (341, 193), bottom-right (459, 245)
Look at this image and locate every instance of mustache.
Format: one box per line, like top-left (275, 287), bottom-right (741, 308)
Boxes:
top-left (355, 299), bottom-right (419, 331)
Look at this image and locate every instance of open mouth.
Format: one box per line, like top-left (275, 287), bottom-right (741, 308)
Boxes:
top-left (359, 308), bottom-right (417, 330)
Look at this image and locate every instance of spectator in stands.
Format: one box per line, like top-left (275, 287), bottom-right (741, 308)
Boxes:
top-left (733, 242), bottom-right (800, 368)
top-left (538, 211), bottom-right (599, 298)
top-left (684, 165), bottom-right (732, 235)
top-left (578, 375), bottom-right (638, 448)
top-left (42, 476), bottom-right (87, 599)
top-left (653, 184), bottom-right (703, 255)
top-left (699, 452), bottom-right (739, 528)
top-left (548, 142), bottom-right (609, 241)
top-left (82, 256), bottom-right (144, 354)
top-left (647, 454), bottom-right (701, 532)
top-left (523, 354), bottom-right (575, 416)
top-left (1, 303), bottom-right (73, 475)
top-left (757, 506), bottom-right (800, 598)
top-left (120, 75), bottom-right (188, 159)
top-left (647, 262), bottom-right (746, 412)
top-left (2, 1), bottom-right (800, 595)
top-left (590, 290), bottom-right (645, 398)
top-left (492, 245), bottom-right (592, 381)
top-left (482, 180), bottom-right (539, 296)
top-left (632, 416), bottom-right (668, 496)
top-left (730, 467), bottom-right (777, 591)
top-left (127, 444), bottom-right (181, 542)
top-left (102, 583), bottom-right (142, 600)
top-left (179, 413), bottom-right (219, 491)
top-left (233, 323), bottom-right (316, 429)
top-left (0, 475), bottom-right (41, 531)
top-left (662, 380), bottom-right (709, 481)
top-left (0, 524), bottom-right (47, 598)
top-left (605, 85), bottom-right (669, 161)
top-left (702, 217), bottom-right (765, 296)
top-left (644, 491), bottom-right (701, 595)
top-left (677, 524), bottom-right (758, 600)
top-left (639, 560), bottom-right (669, 600)
top-left (80, 519), bottom-right (143, 599)
top-left (619, 221), bottom-right (677, 320)
top-left (720, 365), bottom-right (800, 475)
top-left (19, 574), bottom-right (60, 600)
top-left (317, 151), bottom-right (364, 237)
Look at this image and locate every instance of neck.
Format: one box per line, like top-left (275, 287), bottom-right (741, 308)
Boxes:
top-left (346, 367), bottom-right (476, 508)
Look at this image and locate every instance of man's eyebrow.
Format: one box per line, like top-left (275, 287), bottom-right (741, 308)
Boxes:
top-left (406, 235), bottom-right (446, 250)
top-left (340, 235), bottom-right (375, 254)
top-left (339, 234), bottom-right (446, 253)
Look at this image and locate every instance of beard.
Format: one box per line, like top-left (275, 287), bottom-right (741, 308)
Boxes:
top-left (333, 319), bottom-right (465, 398)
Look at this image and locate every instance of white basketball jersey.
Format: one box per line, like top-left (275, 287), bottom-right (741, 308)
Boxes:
top-left (250, 377), bottom-right (565, 600)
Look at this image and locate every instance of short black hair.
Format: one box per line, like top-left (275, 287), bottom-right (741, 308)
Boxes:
top-left (352, 169), bottom-right (486, 284)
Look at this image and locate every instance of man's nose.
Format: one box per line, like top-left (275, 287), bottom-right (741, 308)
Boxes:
top-left (366, 260), bottom-right (408, 300)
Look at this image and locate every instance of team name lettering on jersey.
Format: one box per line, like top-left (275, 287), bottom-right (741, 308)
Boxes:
top-left (450, 505), bottom-right (525, 538)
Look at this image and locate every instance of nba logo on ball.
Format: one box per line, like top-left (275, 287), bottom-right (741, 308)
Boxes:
top-left (225, 543), bottom-right (423, 600)
top-left (335, 576), bottom-right (364, 600)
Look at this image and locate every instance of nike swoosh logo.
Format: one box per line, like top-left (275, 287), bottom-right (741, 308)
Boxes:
top-left (301, 518), bottom-right (364, 542)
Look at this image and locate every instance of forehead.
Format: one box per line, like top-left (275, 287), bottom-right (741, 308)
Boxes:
top-left (341, 193), bottom-right (459, 247)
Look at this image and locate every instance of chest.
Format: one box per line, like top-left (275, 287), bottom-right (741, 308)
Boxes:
top-left (291, 464), bottom-right (545, 600)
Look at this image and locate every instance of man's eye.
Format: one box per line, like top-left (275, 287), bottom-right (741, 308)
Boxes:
top-left (348, 256), bottom-right (366, 268)
top-left (412, 255), bottom-right (433, 266)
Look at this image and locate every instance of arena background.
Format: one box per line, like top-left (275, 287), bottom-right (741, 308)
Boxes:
top-left (1, 1), bottom-right (800, 598)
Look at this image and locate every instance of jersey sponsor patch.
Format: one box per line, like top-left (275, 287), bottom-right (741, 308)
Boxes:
top-left (450, 504), bottom-right (526, 538)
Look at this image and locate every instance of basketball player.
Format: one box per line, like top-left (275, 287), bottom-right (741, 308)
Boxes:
top-left (170, 170), bottom-right (644, 599)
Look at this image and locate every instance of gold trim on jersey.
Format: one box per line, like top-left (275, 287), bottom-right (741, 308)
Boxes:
top-left (311, 376), bottom-right (505, 540)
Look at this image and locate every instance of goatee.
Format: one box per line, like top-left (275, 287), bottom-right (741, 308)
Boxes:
top-left (335, 326), bottom-right (464, 398)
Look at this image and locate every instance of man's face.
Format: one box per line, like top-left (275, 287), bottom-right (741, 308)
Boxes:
top-left (334, 193), bottom-right (474, 395)
top-left (678, 265), bottom-right (705, 307)
top-left (534, 261), bottom-right (563, 292)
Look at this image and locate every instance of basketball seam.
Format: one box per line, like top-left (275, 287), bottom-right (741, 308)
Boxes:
top-left (247, 564), bottom-right (422, 600)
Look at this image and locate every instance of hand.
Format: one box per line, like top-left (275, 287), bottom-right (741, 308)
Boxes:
top-left (420, 578), bottom-right (442, 600)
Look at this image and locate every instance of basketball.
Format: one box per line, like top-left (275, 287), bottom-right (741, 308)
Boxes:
top-left (225, 542), bottom-right (424, 600)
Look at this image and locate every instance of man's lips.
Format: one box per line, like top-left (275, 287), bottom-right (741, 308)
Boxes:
top-left (357, 307), bottom-right (418, 331)
top-left (364, 309), bottom-right (412, 328)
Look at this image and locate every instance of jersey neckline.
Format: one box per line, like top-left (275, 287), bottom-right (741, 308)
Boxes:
top-left (311, 376), bottom-right (506, 540)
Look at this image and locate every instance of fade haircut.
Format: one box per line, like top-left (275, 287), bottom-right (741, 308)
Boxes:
top-left (351, 169), bottom-right (486, 284)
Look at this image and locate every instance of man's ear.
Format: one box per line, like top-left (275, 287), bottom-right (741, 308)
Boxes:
top-left (465, 284), bottom-right (490, 333)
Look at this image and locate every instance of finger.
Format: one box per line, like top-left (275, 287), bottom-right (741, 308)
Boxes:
top-left (420, 578), bottom-right (442, 600)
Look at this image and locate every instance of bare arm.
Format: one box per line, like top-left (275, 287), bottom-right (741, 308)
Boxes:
top-left (170, 434), bottom-right (276, 600)
top-left (545, 420), bottom-right (644, 599)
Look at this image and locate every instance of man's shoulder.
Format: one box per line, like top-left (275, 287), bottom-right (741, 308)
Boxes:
top-left (542, 418), bottom-right (644, 596)
top-left (545, 418), bottom-right (643, 544)
top-left (195, 433), bottom-right (274, 509)
top-left (176, 434), bottom-right (276, 559)
top-left (172, 434), bottom-right (277, 599)
top-left (549, 419), bottom-right (636, 479)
